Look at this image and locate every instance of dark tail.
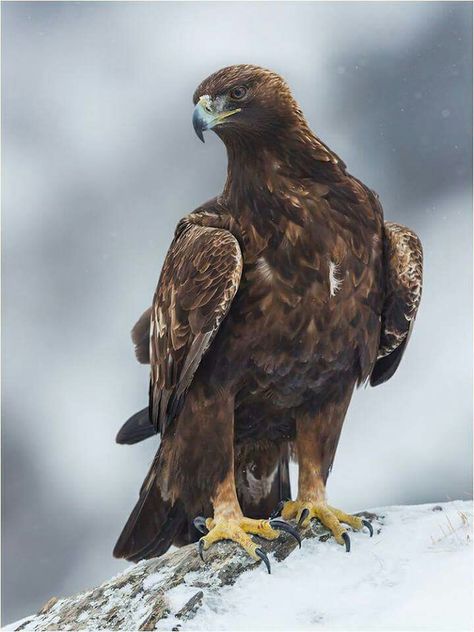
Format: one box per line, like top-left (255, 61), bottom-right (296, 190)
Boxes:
top-left (236, 443), bottom-right (291, 519)
top-left (113, 453), bottom-right (188, 562)
top-left (116, 407), bottom-right (157, 445)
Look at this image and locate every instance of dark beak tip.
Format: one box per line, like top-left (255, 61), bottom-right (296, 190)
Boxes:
top-left (193, 123), bottom-right (205, 143)
top-left (192, 108), bottom-right (206, 143)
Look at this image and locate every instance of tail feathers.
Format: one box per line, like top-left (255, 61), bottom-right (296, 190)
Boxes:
top-left (113, 465), bottom-right (186, 562)
top-left (116, 407), bottom-right (157, 445)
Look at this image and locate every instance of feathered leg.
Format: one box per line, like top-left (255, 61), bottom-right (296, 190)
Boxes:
top-left (190, 389), bottom-right (300, 572)
top-left (281, 389), bottom-right (373, 550)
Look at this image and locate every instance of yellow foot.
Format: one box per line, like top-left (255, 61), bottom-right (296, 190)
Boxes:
top-left (193, 516), bottom-right (301, 573)
top-left (281, 500), bottom-right (373, 551)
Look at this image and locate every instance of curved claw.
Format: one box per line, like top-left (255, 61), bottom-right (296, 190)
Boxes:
top-left (341, 532), bottom-right (351, 553)
top-left (198, 539), bottom-right (206, 562)
top-left (362, 519), bottom-right (374, 537)
top-left (270, 519), bottom-right (302, 548)
top-left (270, 500), bottom-right (284, 519)
top-left (255, 547), bottom-right (271, 574)
top-left (298, 508), bottom-right (310, 527)
top-left (193, 516), bottom-right (209, 535)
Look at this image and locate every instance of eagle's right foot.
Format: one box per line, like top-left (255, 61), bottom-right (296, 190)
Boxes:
top-left (193, 516), bottom-right (300, 573)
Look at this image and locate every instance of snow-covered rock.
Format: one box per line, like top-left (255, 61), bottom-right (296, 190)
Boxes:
top-left (7, 501), bottom-right (472, 631)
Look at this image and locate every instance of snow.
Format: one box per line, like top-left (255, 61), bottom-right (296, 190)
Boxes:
top-left (158, 501), bottom-right (473, 632)
top-left (142, 570), bottom-right (168, 590)
top-left (165, 584), bottom-right (205, 612)
top-left (6, 501), bottom-right (472, 631)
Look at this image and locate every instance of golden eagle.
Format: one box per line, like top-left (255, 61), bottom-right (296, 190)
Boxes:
top-left (113, 65), bottom-right (423, 571)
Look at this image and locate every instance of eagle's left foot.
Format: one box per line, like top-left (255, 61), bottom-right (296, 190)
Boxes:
top-left (281, 500), bottom-right (373, 551)
top-left (193, 516), bottom-right (301, 573)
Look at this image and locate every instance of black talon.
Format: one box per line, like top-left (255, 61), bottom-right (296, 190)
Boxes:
top-left (270, 519), bottom-right (302, 548)
top-left (342, 532), bottom-right (351, 553)
top-left (255, 547), bottom-right (271, 574)
top-left (298, 508), bottom-right (310, 527)
top-left (270, 500), bottom-right (284, 519)
top-left (193, 516), bottom-right (208, 535)
top-left (198, 539), bottom-right (206, 562)
top-left (362, 519), bottom-right (373, 538)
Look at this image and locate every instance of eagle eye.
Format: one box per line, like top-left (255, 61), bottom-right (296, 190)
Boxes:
top-left (229, 86), bottom-right (248, 101)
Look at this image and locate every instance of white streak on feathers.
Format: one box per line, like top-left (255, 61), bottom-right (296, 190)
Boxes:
top-left (328, 261), bottom-right (343, 297)
top-left (256, 257), bottom-right (274, 284)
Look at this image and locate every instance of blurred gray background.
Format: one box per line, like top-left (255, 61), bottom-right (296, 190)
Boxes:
top-left (2, 1), bottom-right (472, 625)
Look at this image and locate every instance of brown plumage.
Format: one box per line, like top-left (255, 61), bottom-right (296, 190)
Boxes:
top-left (114, 65), bottom-right (423, 564)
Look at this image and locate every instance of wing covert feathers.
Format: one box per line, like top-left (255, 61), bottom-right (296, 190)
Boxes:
top-left (371, 222), bottom-right (423, 386)
top-left (150, 224), bottom-right (243, 432)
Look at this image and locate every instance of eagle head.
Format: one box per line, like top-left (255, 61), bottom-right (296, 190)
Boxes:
top-left (192, 64), bottom-right (300, 143)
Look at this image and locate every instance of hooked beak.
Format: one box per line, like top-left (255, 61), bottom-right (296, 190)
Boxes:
top-left (192, 95), bottom-right (241, 143)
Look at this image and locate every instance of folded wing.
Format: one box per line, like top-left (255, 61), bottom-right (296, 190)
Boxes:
top-left (371, 222), bottom-right (423, 386)
top-left (150, 223), bottom-right (243, 432)
top-left (131, 307), bottom-right (152, 364)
